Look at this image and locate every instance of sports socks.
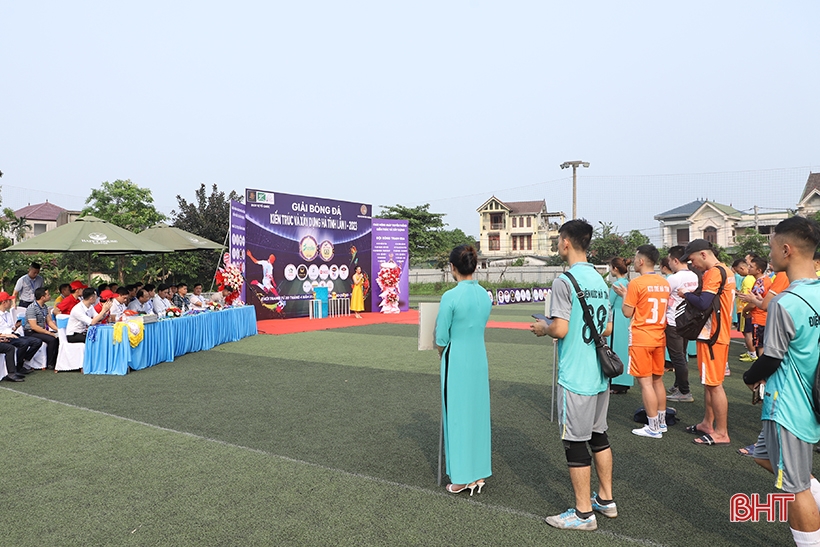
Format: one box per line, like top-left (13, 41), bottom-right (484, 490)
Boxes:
top-left (657, 411), bottom-right (666, 428)
top-left (791, 528), bottom-right (820, 546)
top-left (595, 494), bottom-right (613, 505)
top-left (575, 509), bottom-right (594, 520)
top-left (648, 416), bottom-right (660, 432)
top-left (810, 477), bottom-right (820, 512)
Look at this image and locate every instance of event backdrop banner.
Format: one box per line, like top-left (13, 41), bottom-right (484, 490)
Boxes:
top-left (229, 200), bottom-right (246, 303)
top-left (371, 219), bottom-right (409, 313)
top-left (244, 189), bottom-right (372, 319)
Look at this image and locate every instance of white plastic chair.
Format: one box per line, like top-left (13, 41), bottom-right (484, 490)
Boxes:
top-left (24, 344), bottom-right (48, 370)
top-left (55, 314), bottom-right (85, 372)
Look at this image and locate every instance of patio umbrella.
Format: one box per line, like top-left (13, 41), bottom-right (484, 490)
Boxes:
top-left (3, 215), bottom-right (174, 283)
top-left (137, 223), bottom-right (222, 251)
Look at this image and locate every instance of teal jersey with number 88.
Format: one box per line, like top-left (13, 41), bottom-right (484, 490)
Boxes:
top-left (550, 262), bottom-right (611, 395)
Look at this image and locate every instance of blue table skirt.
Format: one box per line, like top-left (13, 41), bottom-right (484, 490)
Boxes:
top-left (83, 306), bottom-right (258, 375)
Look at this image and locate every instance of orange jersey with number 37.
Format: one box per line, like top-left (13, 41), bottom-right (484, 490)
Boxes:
top-left (624, 273), bottom-right (671, 347)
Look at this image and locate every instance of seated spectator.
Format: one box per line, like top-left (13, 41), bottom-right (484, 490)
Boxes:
top-left (189, 283), bottom-right (206, 308)
top-left (0, 291), bottom-right (42, 376)
top-left (66, 288), bottom-right (111, 343)
top-left (212, 286), bottom-right (233, 305)
top-left (172, 283), bottom-right (191, 311)
top-left (142, 284), bottom-right (156, 314)
top-left (152, 284), bottom-right (173, 315)
top-left (0, 337), bottom-right (23, 381)
top-left (109, 282), bottom-right (119, 294)
top-left (127, 289), bottom-right (152, 314)
top-left (56, 280), bottom-right (88, 315)
top-left (54, 283), bottom-right (71, 306)
top-left (94, 289), bottom-right (117, 322)
top-left (108, 287), bottom-right (130, 320)
top-left (125, 284), bottom-right (137, 302)
top-left (24, 287), bottom-right (59, 369)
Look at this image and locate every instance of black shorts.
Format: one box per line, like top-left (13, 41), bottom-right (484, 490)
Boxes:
top-left (752, 324), bottom-right (765, 349)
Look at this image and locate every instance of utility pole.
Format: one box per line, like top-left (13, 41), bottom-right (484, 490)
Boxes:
top-left (754, 205), bottom-right (759, 232)
top-left (560, 161), bottom-right (590, 219)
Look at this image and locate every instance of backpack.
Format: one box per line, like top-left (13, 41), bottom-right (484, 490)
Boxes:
top-left (675, 265), bottom-right (727, 350)
top-left (633, 406), bottom-right (677, 426)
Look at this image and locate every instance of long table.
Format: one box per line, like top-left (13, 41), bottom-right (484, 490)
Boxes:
top-left (83, 306), bottom-right (258, 375)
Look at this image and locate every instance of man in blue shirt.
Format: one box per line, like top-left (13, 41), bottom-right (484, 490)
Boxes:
top-left (531, 219), bottom-right (614, 531)
top-left (744, 216), bottom-right (820, 545)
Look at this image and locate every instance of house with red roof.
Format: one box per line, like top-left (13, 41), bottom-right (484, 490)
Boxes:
top-left (476, 196), bottom-right (565, 259)
top-left (12, 201), bottom-right (81, 242)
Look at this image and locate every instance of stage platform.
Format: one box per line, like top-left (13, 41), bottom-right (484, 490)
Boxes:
top-left (256, 310), bottom-right (531, 335)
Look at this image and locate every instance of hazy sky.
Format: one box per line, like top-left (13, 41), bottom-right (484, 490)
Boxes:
top-left (3, 2), bottom-right (819, 244)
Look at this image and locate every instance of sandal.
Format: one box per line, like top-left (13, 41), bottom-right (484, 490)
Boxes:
top-left (693, 434), bottom-right (730, 446)
top-left (737, 444), bottom-right (756, 457)
top-left (685, 424), bottom-right (707, 435)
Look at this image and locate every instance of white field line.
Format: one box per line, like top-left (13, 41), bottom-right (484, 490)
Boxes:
top-left (2, 387), bottom-right (666, 547)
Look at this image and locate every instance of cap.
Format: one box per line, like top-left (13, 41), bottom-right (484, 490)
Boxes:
top-left (0, 291), bottom-right (13, 302)
top-left (681, 239), bottom-right (714, 261)
top-left (100, 290), bottom-right (117, 300)
top-left (70, 280), bottom-right (88, 290)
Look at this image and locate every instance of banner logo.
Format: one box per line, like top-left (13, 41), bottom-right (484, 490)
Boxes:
top-left (730, 493), bottom-right (794, 522)
top-left (299, 235), bottom-right (319, 262)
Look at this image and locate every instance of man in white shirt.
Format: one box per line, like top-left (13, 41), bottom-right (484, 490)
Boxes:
top-left (66, 288), bottom-right (112, 343)
top-left (664, 245), bottom-right (700, 403)
top-left (128, 289), bottom-right (152, 314)
top-left (188, 283), bottom-right (206, 308)
top-left (108, 287), bottom-right (130, 320)
top-left (0, 291), bottom-right (42, 375)
top-left (151, 284), bottom-right (173, 316)
top-left (142, 284), bottom-right (156, 314)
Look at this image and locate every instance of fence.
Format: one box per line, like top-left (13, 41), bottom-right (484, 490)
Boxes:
top-left (409, 265), bottom-right (610, 285)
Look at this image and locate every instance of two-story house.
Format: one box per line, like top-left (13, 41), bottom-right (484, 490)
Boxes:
top-left (476, 196), bottom-right (565, 258)
top-left (11, 201), bottom-right (81, 243)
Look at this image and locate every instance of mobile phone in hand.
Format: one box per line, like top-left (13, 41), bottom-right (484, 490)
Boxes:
top-left (532, 313), bottom-right (553, 325)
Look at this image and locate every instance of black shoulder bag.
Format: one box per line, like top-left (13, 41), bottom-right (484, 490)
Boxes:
top-left (564, 271), bottom-right (624, 379)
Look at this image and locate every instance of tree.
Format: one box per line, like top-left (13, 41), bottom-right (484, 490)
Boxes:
top-left (587, 222), bottom-right (650, 265)
top-left (377, 204), bottom-right (446, 264)
top-left (3, 208), bottom-right (29, 243)
top-left (171, 183), bottom-right (242, 244)
top-left (82, 179), bottom-right (166, 232)
top-left (733, 229), bottom-right (770, 260)
top-left (433, 228), bottom-right (476, 268)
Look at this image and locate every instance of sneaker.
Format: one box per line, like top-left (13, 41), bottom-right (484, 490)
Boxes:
top-left (632, 425), bottom-right (662, 439)
top-left (591, 492), bottom-right (618, 518)
top-left (738, 352), bottom-right (750, 360)
top-left (544, 508), bottom-right (597, 530)
top-left (667, 389), bottom-right (694, 403)
top-left (659, 423), bottom-right (668, 433)
top-left (739, 354), bottom-right (757, 363)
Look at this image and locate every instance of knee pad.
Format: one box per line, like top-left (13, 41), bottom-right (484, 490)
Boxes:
top-left (563, 440), bottom-right (592, 467)
top-left (589, 432), bottom-right (610, 453)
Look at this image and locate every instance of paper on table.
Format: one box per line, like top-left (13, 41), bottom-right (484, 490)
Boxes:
top-left (418, 302), bottom-right (440, 350)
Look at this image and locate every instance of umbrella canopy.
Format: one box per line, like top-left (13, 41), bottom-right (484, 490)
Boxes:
top-left (137, 223), bottom-right (222, 251)
top-left (2, 215), bottom-right (173, 254)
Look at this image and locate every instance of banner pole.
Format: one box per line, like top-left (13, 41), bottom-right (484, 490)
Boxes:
top-left (208, 227), bottom-right (231, 294)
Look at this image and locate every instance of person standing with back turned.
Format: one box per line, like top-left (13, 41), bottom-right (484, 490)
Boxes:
top-left (743, 216), bottom-right (820, 546)
top-left (530, 219), bottom-right (615, 531)
top-left (435, 245), bottom-right (492, 496)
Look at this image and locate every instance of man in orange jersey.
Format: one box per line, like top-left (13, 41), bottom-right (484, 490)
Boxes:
top-left (618, 244), bottom-right (670, 438)
top-left (740, 256), bottom-right (772, 359)
top-left (679, 239), bottom-right (736, 446)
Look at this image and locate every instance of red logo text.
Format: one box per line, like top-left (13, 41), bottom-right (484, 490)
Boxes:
top-left (730, 493), bottom-right (794, 522)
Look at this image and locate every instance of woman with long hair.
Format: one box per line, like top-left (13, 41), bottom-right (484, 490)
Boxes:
top-left (350, 265), bottom-right (365, 318)
top-left (435, 245), bottom-right (492, 495)
top-left (608, 257), bottom-right (633, 394)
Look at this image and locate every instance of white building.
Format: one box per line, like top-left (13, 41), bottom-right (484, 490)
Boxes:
top-left (476, 196), bottom-right (565, 259)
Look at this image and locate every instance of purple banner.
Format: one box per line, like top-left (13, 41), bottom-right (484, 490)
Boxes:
top-left (229, 200), bottom-right (246, 303)
top-left (244, 189), bottom-right (372, 319)
top-left (371, 219), bottom-right (409, 313)
top-left (494, 287), bottom-right (551, 305)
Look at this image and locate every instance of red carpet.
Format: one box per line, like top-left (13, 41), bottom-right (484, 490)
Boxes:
top-left (257, 310), bottom-right (532, 335)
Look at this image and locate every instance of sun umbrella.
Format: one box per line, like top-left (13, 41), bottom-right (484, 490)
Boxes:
top-left (137, 223), bottom-right (222, 251)
top-left (3, 215), bottom-right (173, 283)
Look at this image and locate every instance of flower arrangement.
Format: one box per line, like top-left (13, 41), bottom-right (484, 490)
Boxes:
top-left (165, 306), bottom-right (182, 318)
top-left (215, 252), bottom-right (244, 304)
top-left (206, 301), bottom-right (223, 312)
top-left (376, 260), bottom-right (401, 314)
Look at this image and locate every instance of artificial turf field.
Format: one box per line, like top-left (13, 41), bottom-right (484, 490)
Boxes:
top-left (0, 303), bottom-right (804, 546)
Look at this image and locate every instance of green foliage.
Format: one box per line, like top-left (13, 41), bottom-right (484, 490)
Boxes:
top-left (733, 229), bottom-right (770, 260)
top-left (171, 183), bottom-right (242, 244)
top-left (587, 222), bottom-right (651, 265)
top-left (82, 179), bottom-right (165, 232)
top-left (376, 203), bottom-right (476, 267)
top-left (510, 257), bottom-right (526, 267)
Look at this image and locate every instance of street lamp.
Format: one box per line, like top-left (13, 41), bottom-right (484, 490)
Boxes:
top-left (560, 160), bottom-right (590, 219)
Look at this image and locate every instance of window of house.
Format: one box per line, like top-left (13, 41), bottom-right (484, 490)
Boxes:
top-left (491, 214), bottom-right (504, 230)
top-left (512, 217), bottom-right (517, 228)
top-left (703, 226), bottom-right (717, 244)
top-left (33, 223), bottom-right (47, 236)
top-left (512, 236), bottom-right (517, 251)
top-left (488, 233), bottom-right (501, 251)
top-left (526, 235), bottom-right (532, 250)
top-left (526, 217), bottom-right (532, 228)
top-left (676, 228), bottom-right (689, 245)
top-left (759, 226), bottom-right (772, 235)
